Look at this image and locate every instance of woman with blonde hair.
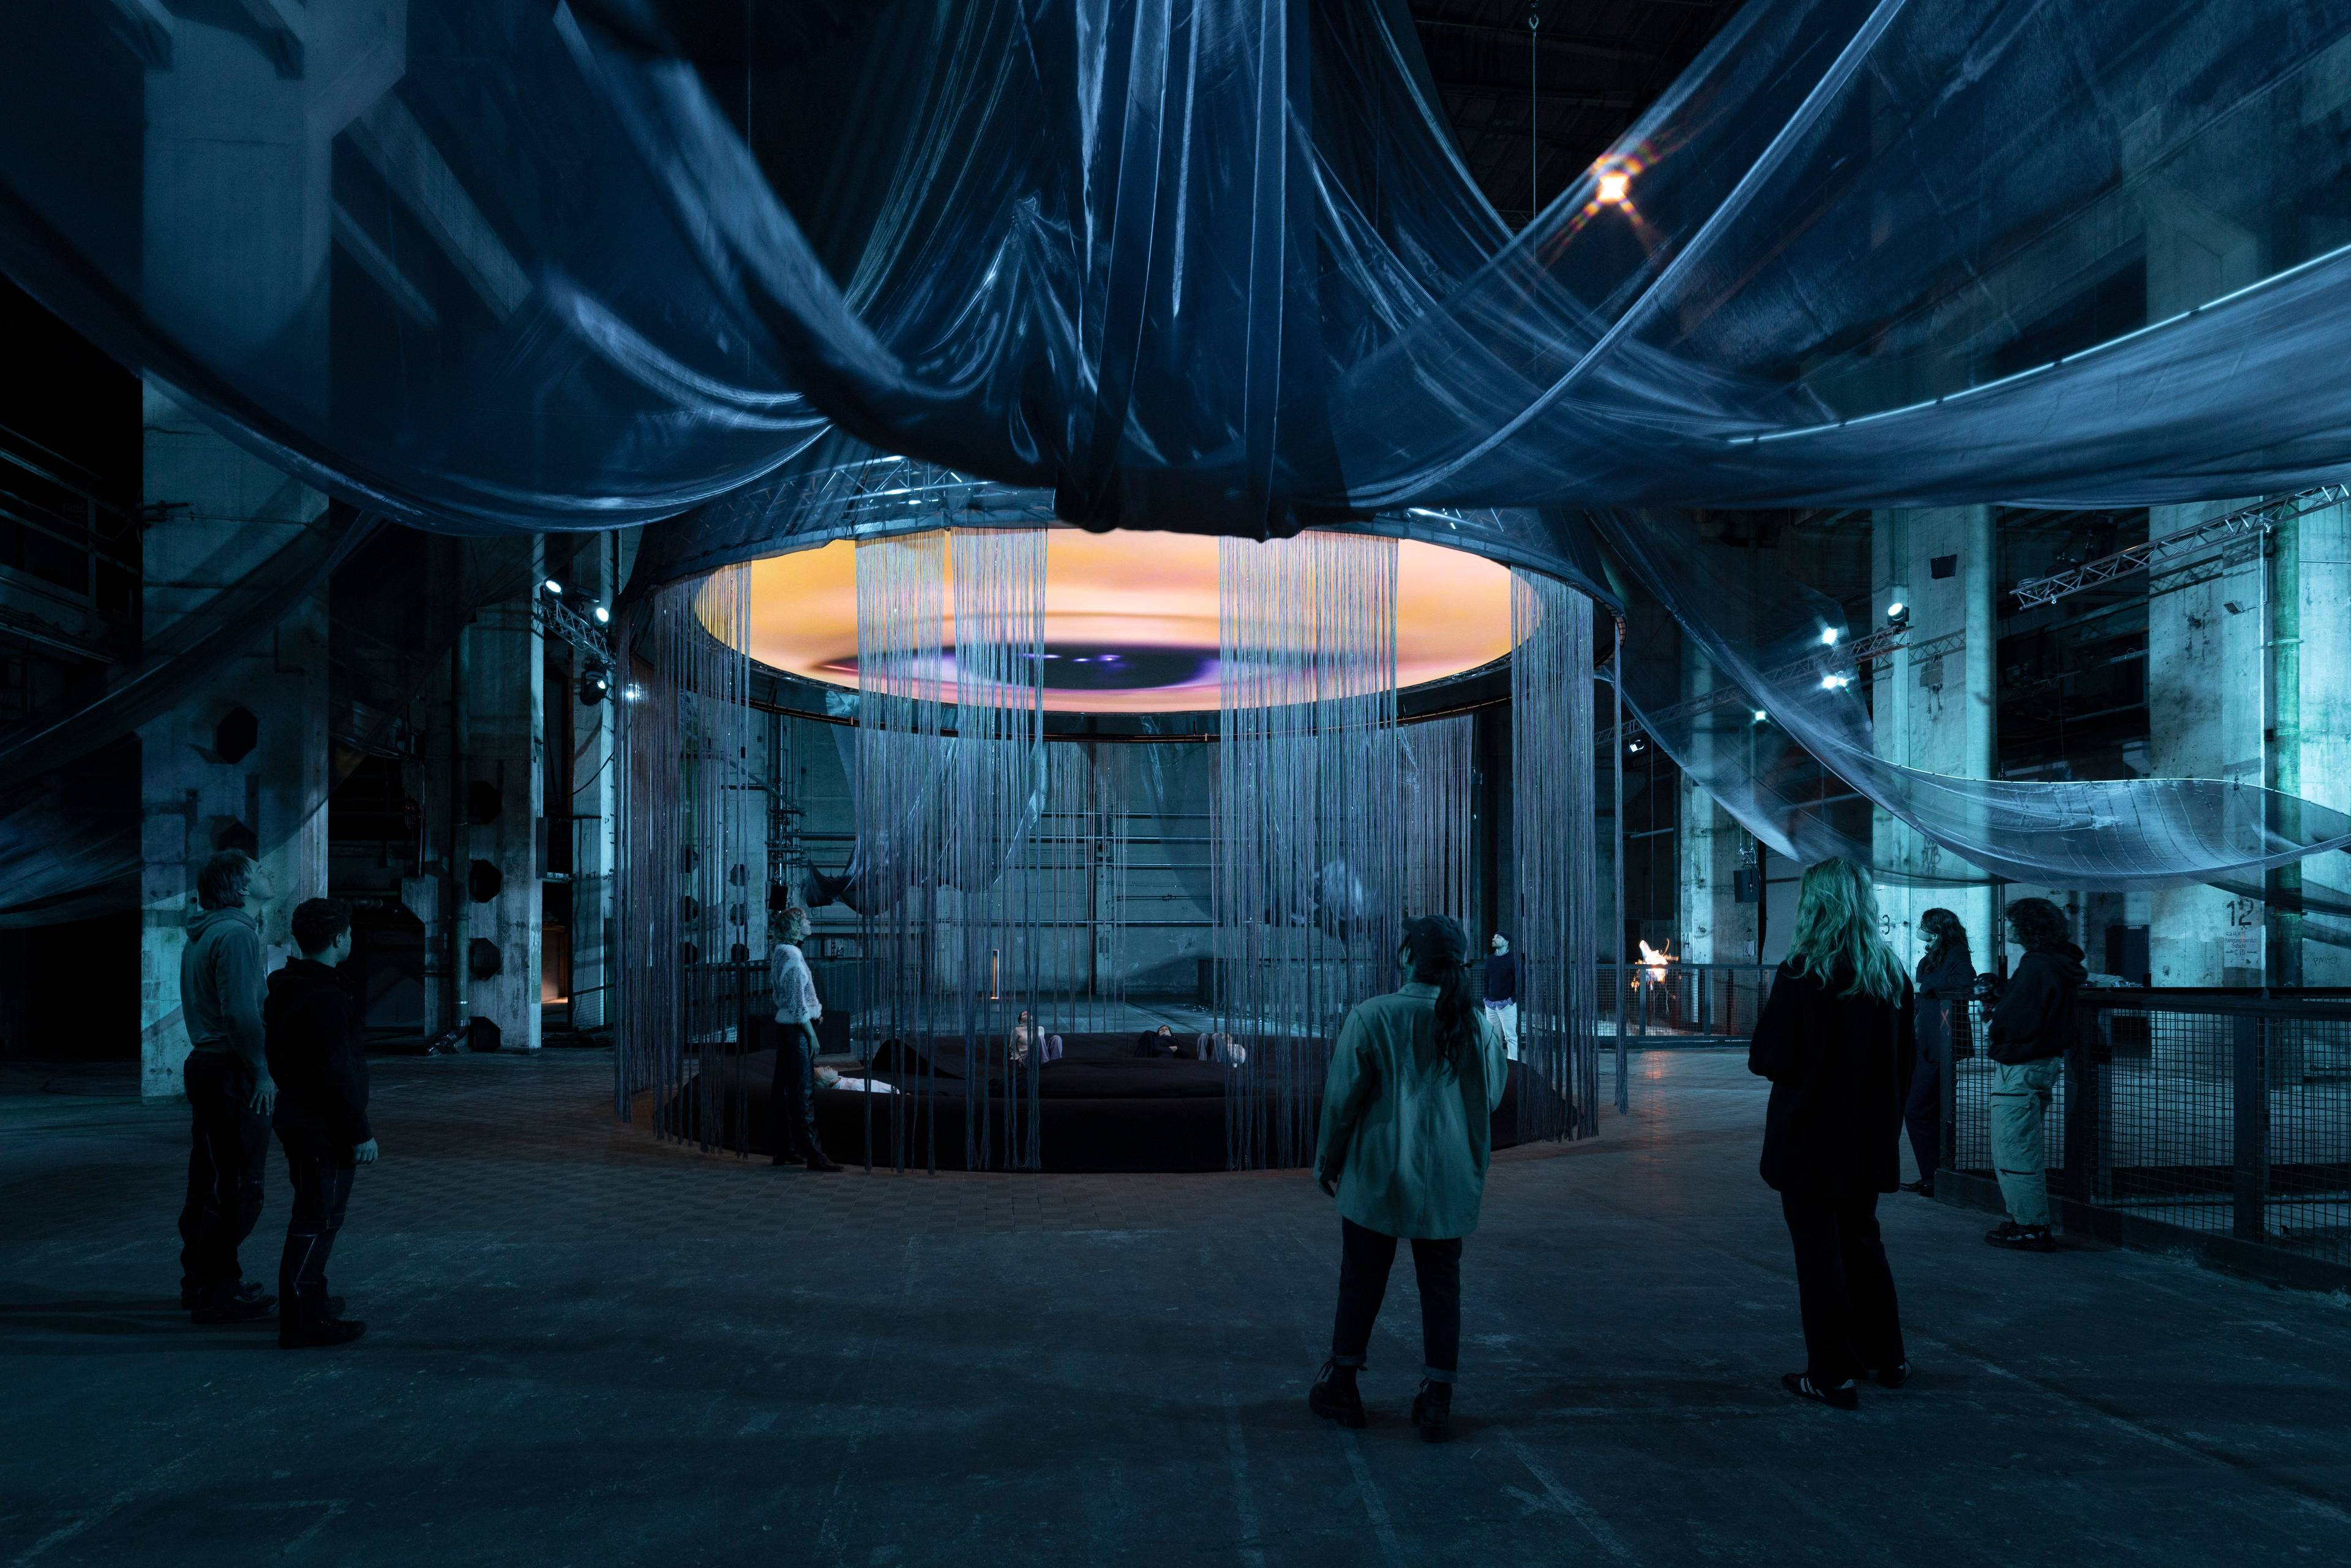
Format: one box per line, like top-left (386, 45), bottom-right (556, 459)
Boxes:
top-left (1749, 859), bottom-right (1916, 1410)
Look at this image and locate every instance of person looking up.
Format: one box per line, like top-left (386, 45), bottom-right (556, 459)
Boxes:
top-left (768, 907), bottom-right (841, 1171)
top-left (1013, 1010), bottom-right (1061, 1063)
top-left (1984, 898), bottom-right (2085, 1252)
top-left (178, 848), bottom-right (279, 1324)
top-left (1749, 858), bottom-right (1916, 1411)
top-left (1308, 914), bottom-right (1507, 1444)
top-left (1901, 908), bottom-right (1976, 1198)
top-left (264, 898), bottom-right (372, 1349)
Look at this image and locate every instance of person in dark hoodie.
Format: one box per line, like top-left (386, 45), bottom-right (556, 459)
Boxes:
top-left (178, 849), bottom-right (279, 1324)
top-left (1749, 859), bottom-right (1916, 1411)
top-left (264, 898), bottom-right (374, 1348)
top-left (1984, 898), bottom-right (2085, 1252)
top-left (1901, 908), bottom-right (1976, 1198)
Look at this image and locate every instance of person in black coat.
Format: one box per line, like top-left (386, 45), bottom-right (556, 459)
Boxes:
top-left (1982, 898), bottom-right (2086, 1252)
top-left (263, 898), bottom-right (375, 1349)
top-left (1749, 859), bottom-right (1917, 1411)
top-left (1134, 1024), bottom-right (1182, 1059)
top-left (1902, 908), bottom-right (1976, 1197)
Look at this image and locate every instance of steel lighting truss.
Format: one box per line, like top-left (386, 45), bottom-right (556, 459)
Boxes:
top-left (2011, 484), bottom-right (2351, 610)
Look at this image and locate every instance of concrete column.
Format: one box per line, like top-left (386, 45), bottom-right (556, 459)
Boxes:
top-left (2271, 498), bottom-right (2351, 985)
top-left (462, 561), bottom-right (544, 1052)
top-left (1674, 643), bottom-right (1755, 964)
top-left (137, 391), bottom-right (329, 1097)
top-left (1868, 506), bottom-right (1997, 973)
top-left (566, 541), bottom-right (618, 1030)
top-left (2145, 505), bottom-right (2265, 985)
top-left (2142, 178), bottom-right (2265, 986)
top-left (133, 2), bottom-right (405, 1098)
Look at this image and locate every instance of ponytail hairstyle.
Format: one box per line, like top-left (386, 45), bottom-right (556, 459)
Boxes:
top-left (1400, 914), bottom-right (1478, 1078)
top-left (1784, 858), bottom-right (1907, 1005)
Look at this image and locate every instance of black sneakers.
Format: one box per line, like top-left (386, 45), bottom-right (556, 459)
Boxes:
top-left (1781, 1372), bottom-right (1860, 1411)
top-left (1901, 1178), bottom-right (1934, 1198)
top-left (1410, 1379), bottom-right (1454, 1444)
top-left (1985, 1220), bottom-right (2058, 1251)
top-left (190, 1288), bottom-right (277, 1324)
top-left (182, 1279), bottom-right (266, 1311)
top-left (280, 1318), bottom-right (367, 1350)
top-left (804, 1148), bottom-right (844, 1172)
top-left (1872, 1360), bottom-right (1912, 1389)
top-left (1308, 1361), bottom-right (1367, 1429)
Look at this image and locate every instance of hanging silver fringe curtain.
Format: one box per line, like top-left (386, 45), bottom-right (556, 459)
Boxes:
top-left (947, 528), bottom-right (1048, 1172)
top-left (1512, 572), bottom-right (1600, 1140)
top-left (1402, 714), bottom-right (1475, 932)
top-left (1215, 532), bottom-right (1403, 1170)
top-left (852, 530), bottom-right (948, 1170)
top-left (851, 528), bottom-right (1052, 1172)
top-left (615, 565), bottom-right (760, 1149)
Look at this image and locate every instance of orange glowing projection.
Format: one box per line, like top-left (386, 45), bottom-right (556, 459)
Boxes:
top-left (727, 530), bottom-right (1518, 714)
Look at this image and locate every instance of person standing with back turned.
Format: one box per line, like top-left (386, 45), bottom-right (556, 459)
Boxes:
top-left (1307, 914), bottom-right (1508, 1444)
top-left (178, 848), bottom-right (280, 1324)
top-left (1749, 859), bottom-right (1916, 1411)
top-left (265, 897), bottom-right (373, 1348)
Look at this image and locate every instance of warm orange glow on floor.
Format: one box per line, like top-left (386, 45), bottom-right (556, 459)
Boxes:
top-left (729, 529), bottom-right (1516, 713)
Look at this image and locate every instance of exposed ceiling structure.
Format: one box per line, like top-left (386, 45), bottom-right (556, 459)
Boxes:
top-left (1406, 0), bottom-right (1742, 226)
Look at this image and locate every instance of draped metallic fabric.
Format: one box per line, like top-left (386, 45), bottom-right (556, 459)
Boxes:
top-left (1599, 506), bottom-right (2351, 890)
top-left (8, 1), bottom-right (2349, 542)
top-left (9, 0), bottom-right (2351, 912)
top-left (1215, 532), bottom-right (1403, 1169)
top-left (1512, 572), bottom-right (1600, 1141)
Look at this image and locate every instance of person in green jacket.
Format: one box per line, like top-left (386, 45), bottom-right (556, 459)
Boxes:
top-left (1308, 914), bottom-right (1509, 1444)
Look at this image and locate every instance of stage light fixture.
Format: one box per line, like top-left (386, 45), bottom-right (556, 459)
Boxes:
top-left (543, 577), bottom-right (563, 595)
top-left (593, 604), bottom-right (610, 624)
top-left (1886, 600), bottom-right (1907, 620)
top-left (1818, 626), bottom-right (1840, 646)
top-left (1628, 738), bottom-right (1646, 753)
top-left (578, 659), bottom-right (613, 706)
top-left (1820, 673), bottom-right (1852, 691)
top-left (1753, 709), bottom-right (1768, 723)
top-left (1595, 167), bottom-right (1631, 205)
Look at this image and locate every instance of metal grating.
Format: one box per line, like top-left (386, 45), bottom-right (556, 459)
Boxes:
top-left (1949, 993), bottom-right (2351, 1264)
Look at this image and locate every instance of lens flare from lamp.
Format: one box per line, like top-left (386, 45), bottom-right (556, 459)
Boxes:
top-left (1595, 168), bottom-right (1631, 205)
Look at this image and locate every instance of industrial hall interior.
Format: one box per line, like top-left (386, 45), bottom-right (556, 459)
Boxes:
top-left (6, 1), bottom-right (2351, 1564)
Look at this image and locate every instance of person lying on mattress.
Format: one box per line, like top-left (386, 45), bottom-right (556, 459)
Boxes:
top-left (1134, 1024), bottom-right (1183, 1059)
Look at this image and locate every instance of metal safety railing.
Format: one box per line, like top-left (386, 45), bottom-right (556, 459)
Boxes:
top-left (1947, 990), bottom-right (2351, 1272)
top-left (1602, 962), bottom-right (1780, 1042)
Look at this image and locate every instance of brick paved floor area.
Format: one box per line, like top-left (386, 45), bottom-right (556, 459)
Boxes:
top-left (2, 1048), bottom-right (2347, 1567)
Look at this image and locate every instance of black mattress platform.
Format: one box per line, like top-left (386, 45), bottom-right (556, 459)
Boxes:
top-left (666, 1025), bottom-right (1561, 1172)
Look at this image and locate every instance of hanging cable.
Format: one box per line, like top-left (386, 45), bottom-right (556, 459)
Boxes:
top-left (1528, 4), bottom-right (1541, 221)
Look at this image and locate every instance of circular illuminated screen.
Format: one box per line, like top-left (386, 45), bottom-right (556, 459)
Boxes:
top-left (733, 530), bottom-right (1515, 713)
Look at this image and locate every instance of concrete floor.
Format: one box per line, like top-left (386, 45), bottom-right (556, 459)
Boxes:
top-left (2, 1049), bottom-right (2347, 1567)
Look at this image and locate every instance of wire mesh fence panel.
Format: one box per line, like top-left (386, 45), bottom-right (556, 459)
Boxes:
top-left (1948, 994), bottom-right (2351, 1266)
